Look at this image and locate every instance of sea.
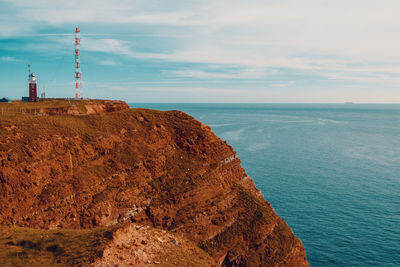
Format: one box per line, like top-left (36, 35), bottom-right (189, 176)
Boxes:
top-left (130, 103), bottom-right (400, 267)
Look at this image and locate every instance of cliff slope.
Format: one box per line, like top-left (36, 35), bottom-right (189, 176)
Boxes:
top-left (0, 102), bottom-right (308, 266)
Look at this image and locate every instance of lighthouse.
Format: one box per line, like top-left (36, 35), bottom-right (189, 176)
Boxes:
top-left (28, 64), bottom-right (38, 102)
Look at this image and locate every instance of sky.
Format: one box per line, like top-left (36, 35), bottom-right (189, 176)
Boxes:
top-left (1, 0), bottom-right (400, 103)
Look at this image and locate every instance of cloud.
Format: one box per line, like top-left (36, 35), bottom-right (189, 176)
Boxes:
top-left (82, 38), bottom-right (131, 55)
top-left (166, 67), bottom-right (275, 79)
top-left (99, 60), bottom-right (120, 66)
top-left (0, 56), bottom-right (20, 62)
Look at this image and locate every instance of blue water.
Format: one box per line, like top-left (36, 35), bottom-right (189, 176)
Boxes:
top-left (130, 103), bottom-right (400, 266)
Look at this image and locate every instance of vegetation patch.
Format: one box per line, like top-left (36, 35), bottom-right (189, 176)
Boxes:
top-left (0, 224), bottom-right (121, 267)
top-left (149, 175), bottom-right (196, 207)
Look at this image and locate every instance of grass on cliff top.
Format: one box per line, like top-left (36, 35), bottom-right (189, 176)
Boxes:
top-left (0, 103), bottom-right (192, 137)
top-left (0, 99), bottom-right (110, 133)
top-left (0, 224), bottom-right (216, 267)
top-left (0, 99), bottom-right (111, 109)
top-left (0, 108), bottom-right (130, 142)
top-left (0, 224), bottom-right (120, 267)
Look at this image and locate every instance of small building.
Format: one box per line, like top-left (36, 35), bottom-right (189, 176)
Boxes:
top-left (22, 97), bottom-right (29, 102)
top-left (0, 97), bottom-right (11, 103)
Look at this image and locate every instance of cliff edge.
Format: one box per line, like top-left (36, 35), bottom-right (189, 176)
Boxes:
top-left (0, 101), bottom-right (308, 266)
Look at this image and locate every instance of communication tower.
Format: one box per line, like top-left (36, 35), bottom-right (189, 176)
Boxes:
top-left (75, 26), bottom-right (82, 99)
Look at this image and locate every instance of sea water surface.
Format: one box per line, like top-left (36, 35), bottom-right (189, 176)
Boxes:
top-left (130, 103), bottom-right (400, 266)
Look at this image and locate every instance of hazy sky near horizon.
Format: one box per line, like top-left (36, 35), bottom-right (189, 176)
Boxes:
top-left (1, 0), bottom-right (400, 103)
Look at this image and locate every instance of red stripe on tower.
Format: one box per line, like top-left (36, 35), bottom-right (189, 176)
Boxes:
top-left (75, 26), bottom-right (82, 99)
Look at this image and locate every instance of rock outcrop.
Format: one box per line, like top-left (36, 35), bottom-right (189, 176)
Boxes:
top-left (0, 102), bottom-right (308, 266)
top-left (38, 100), bottom-right (130, 115)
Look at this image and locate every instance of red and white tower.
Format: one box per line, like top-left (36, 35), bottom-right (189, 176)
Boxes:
top-left (74, 26), bottom-right (82, 99)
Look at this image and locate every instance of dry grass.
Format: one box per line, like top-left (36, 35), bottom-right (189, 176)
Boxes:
top-left (0, 224), bottom-right (215, 267)
top-left (0, 224), bottom-right (121, 267)
top-left (0, 99), bottom-right (106, 109)
top-left (0, 100), bottom-right (80, 115)
top-left (0, 107), bottom-right (127, 141)
top-left (0, 99), bottom-right (126, 119)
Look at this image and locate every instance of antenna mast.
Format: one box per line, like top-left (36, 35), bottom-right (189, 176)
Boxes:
top-left (74, 26), bottom-right (82, 99)
top-left (28, 63), bottom-right (31, 80)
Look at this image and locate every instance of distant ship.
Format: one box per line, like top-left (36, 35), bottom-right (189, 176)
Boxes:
top-left (344, 102), bottom-right (354, 104)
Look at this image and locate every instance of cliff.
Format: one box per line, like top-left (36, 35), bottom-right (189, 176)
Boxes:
top-left (0, 100), bottom-right (308, 266)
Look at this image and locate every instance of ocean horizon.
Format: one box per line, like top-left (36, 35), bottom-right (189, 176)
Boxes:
top-left (130, 103), bottom-right (400, 266)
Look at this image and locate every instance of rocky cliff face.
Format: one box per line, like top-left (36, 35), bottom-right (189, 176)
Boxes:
top-left (0, 103), bottom-right (308, 266)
